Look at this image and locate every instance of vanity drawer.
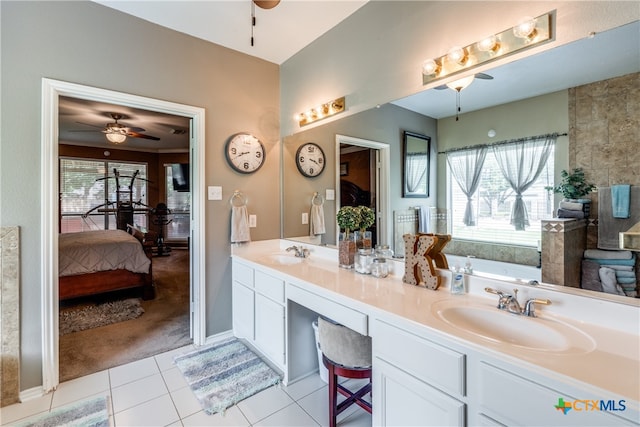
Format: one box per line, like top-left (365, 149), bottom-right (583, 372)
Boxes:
top-left (373, 319), bottom-right (465, 398)
top-left (287, 284), bottom-right (368, 335)
top-left (233, 261), bottom-right (254, 288)
top-left (255, 270), bottom-right (285, 304)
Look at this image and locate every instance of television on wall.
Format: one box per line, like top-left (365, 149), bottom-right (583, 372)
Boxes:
top-left (171, 163), bottom-right (190, 192)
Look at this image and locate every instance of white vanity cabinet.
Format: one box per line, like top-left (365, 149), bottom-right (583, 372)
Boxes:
top-left (372, 318), bottom-right (466, 427)
top-left (232, 260), bottom-right (286, 369)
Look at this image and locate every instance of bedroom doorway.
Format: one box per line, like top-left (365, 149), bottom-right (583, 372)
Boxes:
top-left (41, 79), bottom-right (206, 391)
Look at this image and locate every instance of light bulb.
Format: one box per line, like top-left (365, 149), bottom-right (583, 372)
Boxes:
top-left (447, 46), bottom-right (468, 65)
top-left (477, 35), bottom-right (500, 52)
top-left (513, 17), bottom-right (537, 39)
top-left (422, 59), bottom-right (439, 75)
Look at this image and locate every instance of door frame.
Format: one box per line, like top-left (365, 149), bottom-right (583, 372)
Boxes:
top-left (41, 78), bottom-right (206, 391)
top-left (335, 134), bottom-right (391, 247)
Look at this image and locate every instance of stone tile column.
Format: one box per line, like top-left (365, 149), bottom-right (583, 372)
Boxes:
top-left (1, 226), bottom-right (20, 406)
top-left (541, 219), bottom-right (587, 288)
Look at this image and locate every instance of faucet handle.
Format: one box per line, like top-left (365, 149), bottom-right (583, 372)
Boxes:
top-left (523, 298), bottom-right (551, 317)
top-left (485, 287), bottom-right (509, 309)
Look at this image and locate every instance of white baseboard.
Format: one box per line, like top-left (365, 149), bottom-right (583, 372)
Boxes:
top-left (203, 329), bottom-right (234, 346)
top-left (19, 386), bottom-right (47, 402)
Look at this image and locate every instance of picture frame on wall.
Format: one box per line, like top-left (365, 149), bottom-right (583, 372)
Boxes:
top-left (340, 162), bottom-right (349, 176)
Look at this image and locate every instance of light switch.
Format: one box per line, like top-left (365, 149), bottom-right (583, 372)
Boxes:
top-left (249, 215), bottom-right (257, 228)
top-left (326, 189), bottom-right (335, 200)
top-left (302, 212), bottom-right (309, 224)
top-left (208, 186), bottom-right (222, 200)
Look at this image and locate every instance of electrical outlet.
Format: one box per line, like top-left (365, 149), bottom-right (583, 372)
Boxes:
top-left (208, 186), bottom-right (222, 200)
top-left (302, 212), bottom-right (309, 224)
top-left (249, 215), bottom-right (257, 228)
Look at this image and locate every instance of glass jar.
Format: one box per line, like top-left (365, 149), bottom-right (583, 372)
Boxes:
top-left (375, 244), bottom-right (394, 259)
top-left (355, 248), bottom-right (374, 274)
top-left (371, 257), bottom-right (389, 278)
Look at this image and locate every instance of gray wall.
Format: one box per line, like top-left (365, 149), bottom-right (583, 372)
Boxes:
top-left (1, 1), bottom-right (280, 390)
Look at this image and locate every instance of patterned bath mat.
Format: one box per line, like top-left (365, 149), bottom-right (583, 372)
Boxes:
top-left (15, 396), bottom-right (109, 427)
top-left (174, 338), bottom-right (281, 415)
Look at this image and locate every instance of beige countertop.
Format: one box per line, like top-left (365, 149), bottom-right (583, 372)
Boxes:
top-left (232, 239), bottom-right (640, 405)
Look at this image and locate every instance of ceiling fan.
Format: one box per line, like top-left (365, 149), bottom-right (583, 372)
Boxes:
top-left (433, 72), bottom-right (494, 91)
top-left (72, 113), bottom-right (160, 143)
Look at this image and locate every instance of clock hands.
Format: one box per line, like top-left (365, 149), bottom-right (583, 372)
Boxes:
top-left (233, 151), bottom-right (250, 159)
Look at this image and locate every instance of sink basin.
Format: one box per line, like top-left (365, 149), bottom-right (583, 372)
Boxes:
top-left (432, 301), bottom-right (595, 353)
top-left (266, 253), bottom-right (305, 265)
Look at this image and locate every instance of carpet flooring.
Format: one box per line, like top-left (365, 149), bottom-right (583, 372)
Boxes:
top-left (15, 396), bottom-right (109, 427)
top-left (174, 338), bottom-right (281, 415)
top-left (59, 248), bottom-right (192, 382)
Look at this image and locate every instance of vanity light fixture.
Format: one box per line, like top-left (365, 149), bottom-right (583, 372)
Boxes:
top-left (297, 96), bottom-right (345, 127)
top-left (422, 12), bottom-right (553, 86)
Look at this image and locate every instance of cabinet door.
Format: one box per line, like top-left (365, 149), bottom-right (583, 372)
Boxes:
top-left (374, 358), bottom-right (465, 427)
top-left (232, 281), bottom-right (254, 341)
top-left (255, 293), bottom-right (285, 367)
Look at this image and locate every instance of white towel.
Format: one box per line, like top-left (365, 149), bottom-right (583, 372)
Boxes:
top-left (310, 204), bottom-right (326, 236)
top-left (231, 205), bottom-right (251, 243)
top-left (559, 200), bottom-right (584, 211)
top-left (584, 249), bottom-right (633, 260)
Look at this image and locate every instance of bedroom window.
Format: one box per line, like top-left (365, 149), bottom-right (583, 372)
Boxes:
top-left (446, 134), bottom-right (556, 247)
top-left (165, 164), bottom-right (191, 241)
top-left (60, 158), bottom-right (148, 233)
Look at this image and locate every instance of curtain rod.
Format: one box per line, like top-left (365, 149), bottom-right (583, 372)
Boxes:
top-left (437, 132), bottom-right (567, 155)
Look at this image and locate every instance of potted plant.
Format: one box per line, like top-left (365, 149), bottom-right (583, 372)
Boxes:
top-left (546, 168), bottom-right (596, 217)
top-left (356, 206), bottom-right (375, 249)
top-left (337, 206), bottom-right (359, 268)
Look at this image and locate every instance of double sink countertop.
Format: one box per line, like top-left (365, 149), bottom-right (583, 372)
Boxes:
top-left (231, 239), bottom-right (640, 405)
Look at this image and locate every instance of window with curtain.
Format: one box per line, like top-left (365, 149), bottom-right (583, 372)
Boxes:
top-left (60, 158), bottom-right (148, 233)
top-left (448, 135), bottom-right (555, 247)
top-left (165, 164), bottom-right (191, 241)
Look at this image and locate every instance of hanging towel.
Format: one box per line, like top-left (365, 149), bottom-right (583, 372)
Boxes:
top-left (231, 205), bottom-right (251, 243)
top-left (612, 184), bottom-right (631, 218)
top-left (417, 206), bottom-right (430, 233)
top-left (310, 203), bottom-right (326, 236)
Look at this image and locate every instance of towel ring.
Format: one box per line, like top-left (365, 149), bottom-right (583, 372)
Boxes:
top-left (312, 192), bottom-right (324, 206)
top-left (230, 190), bottom-right (247, 207)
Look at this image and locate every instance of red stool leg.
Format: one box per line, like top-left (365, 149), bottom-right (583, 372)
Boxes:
top-left (327, 360), bottom-right (338, 427)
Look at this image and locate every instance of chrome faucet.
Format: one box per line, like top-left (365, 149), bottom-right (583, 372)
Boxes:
top-left (286, 245), bottom-right (309, 258)
top-left (485, 287), bottom-right (551, 317)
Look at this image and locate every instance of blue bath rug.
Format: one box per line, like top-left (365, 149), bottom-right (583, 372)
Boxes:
top-left (15, 396), bottom-right (109, 427)
top-left (174, 338), bottom-right (281, 415)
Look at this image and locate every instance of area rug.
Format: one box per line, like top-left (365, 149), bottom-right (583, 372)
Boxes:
top-left (174, 338), bottom-right (281, 415)
top-left (59, 298), bottom-right (144, 335)
top-left (15, 396), bottom-right (109, 427)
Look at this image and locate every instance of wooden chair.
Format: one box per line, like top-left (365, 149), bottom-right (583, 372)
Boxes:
top-left (318, 317), bottom-right (372, 427)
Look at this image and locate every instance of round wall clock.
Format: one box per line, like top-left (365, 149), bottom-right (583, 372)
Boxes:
top-left (295, 142), bottom-right (326, 177)
top-left (225, 133), bottom-right (265, 174)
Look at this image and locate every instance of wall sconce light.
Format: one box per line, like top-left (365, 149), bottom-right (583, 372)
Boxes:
top-left (297, 96), bottom-right (345, 127)
top-left (422, 12), bottom-right (552, 86)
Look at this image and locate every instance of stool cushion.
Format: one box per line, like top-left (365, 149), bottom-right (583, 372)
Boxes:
top-left (318, 317), bottom-right (372, 368)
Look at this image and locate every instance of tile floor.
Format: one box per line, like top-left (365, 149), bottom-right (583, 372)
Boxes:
top-left (0, 344), bottom-right (372, 426)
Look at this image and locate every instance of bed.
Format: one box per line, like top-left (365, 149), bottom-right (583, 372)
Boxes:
top-left (58, 226), bottom-right (155, 301)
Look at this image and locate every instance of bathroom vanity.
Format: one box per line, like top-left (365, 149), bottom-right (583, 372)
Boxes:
top-left (231, 240), bottom-right (639, 426)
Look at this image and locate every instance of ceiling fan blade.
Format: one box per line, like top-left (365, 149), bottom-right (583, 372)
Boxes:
top-left (127, 130), bottom-right (160, 141)
top-left (434, 84), bottom-right (448, 90)
top-left (75, 121), bottom-right (104, 129)
top-left (69, 129), bottom-right (102, 133)
top-left (475, 73), bottom-right (494, 80)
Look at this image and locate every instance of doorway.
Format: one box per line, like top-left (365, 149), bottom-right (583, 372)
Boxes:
top-left (335, 134), bottom-right (391, 247)
top-left (41, 79), bottom-right (206, 391)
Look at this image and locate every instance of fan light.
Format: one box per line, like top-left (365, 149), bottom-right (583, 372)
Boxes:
top-left (446, 75), bottom-right (475, 92)
top-left (106, 132), bottom-right (127, 144)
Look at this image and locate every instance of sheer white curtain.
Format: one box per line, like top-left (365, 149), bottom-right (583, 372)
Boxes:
top-left (405, 153), bottom-right (428, 193)
top-left (446, 147), bottom-right (488, 226)
top-left (492, 135), bottom-right (556, 230)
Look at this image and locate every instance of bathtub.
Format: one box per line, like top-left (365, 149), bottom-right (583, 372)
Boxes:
top-left (446, 254), bottom-right (541, 283)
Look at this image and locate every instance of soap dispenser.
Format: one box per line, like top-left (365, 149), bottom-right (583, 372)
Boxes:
top-left (464, 256), bottom-right (474, 275)
top-left (451, 264), bottom-right (465, 295)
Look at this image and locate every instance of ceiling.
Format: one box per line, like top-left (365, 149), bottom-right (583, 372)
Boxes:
top-left (94, 0), bottom-right (369, 65)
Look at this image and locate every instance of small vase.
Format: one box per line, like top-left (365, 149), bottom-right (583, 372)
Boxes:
top-left (339, 232), bottom-right (356, 269)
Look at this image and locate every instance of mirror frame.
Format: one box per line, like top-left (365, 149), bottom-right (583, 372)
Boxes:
top-left (402, 131), bottom-right (431, 198)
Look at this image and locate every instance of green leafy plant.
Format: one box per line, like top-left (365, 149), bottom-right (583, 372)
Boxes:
top-left (336, 206), bottom-right (359, 236)
top-left (356, 206), bottom-right (375, 232)
top-left (546, 168), bottom-right (595, 200)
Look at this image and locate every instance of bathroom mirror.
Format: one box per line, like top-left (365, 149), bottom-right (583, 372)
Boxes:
top-left (282, 21), bottom-right (639, 303)
top-left (403, 131), bottom-right (430, 198)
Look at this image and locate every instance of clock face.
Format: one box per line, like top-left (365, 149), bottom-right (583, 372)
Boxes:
top-left (225, 133), bottom-right (265, 174)
top-left (296, 142), bottom-right (326, 177)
